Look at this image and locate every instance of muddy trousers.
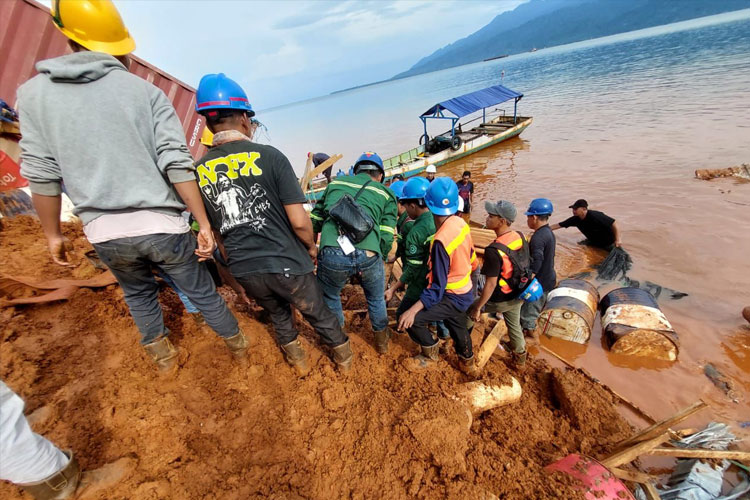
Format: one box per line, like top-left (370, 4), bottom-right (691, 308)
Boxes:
top-left (406, 296), bottom-right (473, 359)
top-left (397, 296), bottom-right (450, 339)
top-left (484, 299), bottom-right (525, 354)
top-left (92, 232), bottom-right (239, 345)
top-left (0, 381), bottom-right (69, 484)
top-left (235, 272), bottom-right (348, 347)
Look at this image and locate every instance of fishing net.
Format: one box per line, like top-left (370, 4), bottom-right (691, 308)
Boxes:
top-left (596, 247), bottom-right (632, 281)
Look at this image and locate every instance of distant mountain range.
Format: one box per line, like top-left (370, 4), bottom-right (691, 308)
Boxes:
top-left (394, 0), bottom-right (750, 79)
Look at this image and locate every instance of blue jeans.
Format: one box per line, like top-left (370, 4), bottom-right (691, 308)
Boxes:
top-left (92, 232), bottom-right (239, 345)
top-left (316, 247), bottom-right (388, 332)
top-left (156, 269), bottom-right (199, 314)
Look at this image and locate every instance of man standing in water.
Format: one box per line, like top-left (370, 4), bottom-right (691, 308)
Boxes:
top-left (456, 170), bottom-right (474, 216)
top-left (552, 199), bottom-right (621, 250)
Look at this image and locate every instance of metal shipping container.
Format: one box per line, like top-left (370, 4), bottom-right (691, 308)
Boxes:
top-left (0, 0), bottom-right (206, 158)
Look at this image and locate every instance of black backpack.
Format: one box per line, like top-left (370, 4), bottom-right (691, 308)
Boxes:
top-left (487, 232), bottom-right (533, 298)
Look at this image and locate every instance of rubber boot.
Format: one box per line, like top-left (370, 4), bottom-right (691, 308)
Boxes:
top-left (143, 337), bottom-right (179, 373)
top-left (373, 327), bottom-right (391, 354)
top-left (403, 343), bottom-right (440, 371)
top-left (438, 337), bottom-right (452, 355)
top-left (511, 350), bottom-right (528, 369)
top-left (331, 340), bottom-right (353, 373)
top-left (458, 355), bottom-right (481, 378)
top-left (224, 329), bottom-right (249, 358)
top-left (281, 338), bottom-right (310, 377)
top-left (190, 312), bottom-right (206, 326)
top-left (20, 450), bottom-right (80, 500)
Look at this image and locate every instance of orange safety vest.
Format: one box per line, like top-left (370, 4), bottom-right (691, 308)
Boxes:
top-left (493, 230), bottom-right (526, 294)
top-left (427, 215), bottom-right (478, 295)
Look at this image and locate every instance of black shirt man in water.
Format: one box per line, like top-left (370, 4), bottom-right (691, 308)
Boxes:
top-left (551, 199), bottom-right (621, 250)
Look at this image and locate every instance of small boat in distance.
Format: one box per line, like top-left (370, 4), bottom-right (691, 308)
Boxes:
top-left (304, 84), bottom-right (532, 201)
top-left (483, 54), bottom-right (509, 62)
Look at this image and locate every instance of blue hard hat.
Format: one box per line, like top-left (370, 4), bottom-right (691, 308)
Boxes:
top-left (353, 151), bottom-right (384, 176)
top-left (400, 177), bottom-right (430, 201)
top-left (424, 177), bottom-right (459, 215)
top-left (196, 73), bottom-right (255, 116)
top-left (336, 170), bottom-right (345, 178)
top-left (389, 180), bottom-right (406, 199)
top-left (520, 277), bottom-right (543, 303)
top-left (525, 198), bottom-right (554, 216)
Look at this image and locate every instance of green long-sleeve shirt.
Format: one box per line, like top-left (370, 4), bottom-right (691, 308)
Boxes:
top-left (399, 210), bottom-right (435, 300)
top-left (310, 173), bottom-right (398, 258)
top-left (396, 211), bottom-right (415, 261)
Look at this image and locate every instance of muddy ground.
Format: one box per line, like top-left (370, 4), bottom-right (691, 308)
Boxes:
top-left (0, 216), bottom-right (636, 499)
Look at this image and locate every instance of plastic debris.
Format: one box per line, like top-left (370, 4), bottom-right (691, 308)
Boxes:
top-left (597, 247), bottom-right (632, 281)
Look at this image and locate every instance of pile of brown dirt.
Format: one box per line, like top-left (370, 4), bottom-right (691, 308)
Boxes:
top-left (1, 216), bottom-right (634, 499)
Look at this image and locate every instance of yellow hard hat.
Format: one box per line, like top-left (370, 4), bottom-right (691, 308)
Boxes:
top-left (51, 0), bottom-right (135, 56)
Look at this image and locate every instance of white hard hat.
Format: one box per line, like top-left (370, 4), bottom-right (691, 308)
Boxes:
top-left (426, 165), bottom-right (437, 174)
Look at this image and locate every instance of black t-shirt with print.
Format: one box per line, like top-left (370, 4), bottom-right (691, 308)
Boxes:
top-left (559, 210), bottom-right (615, 248)
top-left (194, 140), bottom-right (313, 276)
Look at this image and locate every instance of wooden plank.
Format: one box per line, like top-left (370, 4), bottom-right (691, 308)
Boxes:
top-left (609, 467), bottom-right (658, 484)
top-left (614, 401), bottom-right (707, 450)
top-left (476, 319), bottom-right (507, 371)
top-left (300, 153), bottom-right (342, 190)
top-left (642, 483), bottom-right (662, 500)
top-left (600, 432), bottom-right (671, 468)
top-left (299, 154), bottom-right (313, 188)
top-left (647, 448), bottom-right (750, 461)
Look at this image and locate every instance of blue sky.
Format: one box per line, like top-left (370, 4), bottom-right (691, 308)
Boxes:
top-left (83, 1), bottom-right (526, 109)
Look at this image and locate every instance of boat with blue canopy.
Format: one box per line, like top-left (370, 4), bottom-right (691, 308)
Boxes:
top-left (303, 83), bottom-right (532, 200)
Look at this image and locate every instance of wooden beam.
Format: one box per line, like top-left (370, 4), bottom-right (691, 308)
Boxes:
top-left (600, 432), bottom-right (671, 468)
top-left (299, 154), bottom-right (313, 188)
top-left (642, 483), bottom-right (662, 500)
top-left (476, 319), bottom-right (506, 371)
top-left (647, 448), bottom-right (750, 462)
top-left (300, 153), bottom-right (342, 189)
top-left (609, 467), bottom-right (658, 484)
top-left (614, 401), bottom-right (708, 450)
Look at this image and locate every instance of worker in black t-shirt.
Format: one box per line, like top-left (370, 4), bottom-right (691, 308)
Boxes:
top-left (551, 199), bottom-right (621, 250)
top-left (194, 73), bottom-right (352, 376)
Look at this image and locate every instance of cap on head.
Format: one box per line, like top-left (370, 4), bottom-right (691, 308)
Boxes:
top-left (425, 165), bottom-right (437, 174)
top-left (425, 177), bottom-right (459, 215)
top-left (485, 200), bottom-right (517, 223)
top-left (51, 0), bottom-right (135, 56)
top-left (568, 199), bottom-right (588, 209)
top-left (196, 73), bottom-right (255, 116)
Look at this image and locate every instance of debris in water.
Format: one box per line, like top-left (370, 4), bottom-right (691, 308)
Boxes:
top-left (703, 363), bottom-right (740, 403)
top-left (694, 164), bottom-right (750, 181)
top-left (596, 247), bottom-right (632, 281)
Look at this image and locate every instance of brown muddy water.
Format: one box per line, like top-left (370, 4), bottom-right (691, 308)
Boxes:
top-left (262, 12), bottom-right (750, 441)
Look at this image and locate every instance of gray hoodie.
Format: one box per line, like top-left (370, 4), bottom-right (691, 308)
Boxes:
top-left (18, 51), bottom-right (196, 224)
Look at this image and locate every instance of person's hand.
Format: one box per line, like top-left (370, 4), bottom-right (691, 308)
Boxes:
top-left (195, 228), bottom-right (216, 261)
top-left (398, 307), bottom-right (418, 331)
top-left (614, 240), bottom-right (622, 248)
top-left (468, 303), bottom-right (481, 322)
top-left (47, 236), bottom-right (75, 267)
top-left (307, 245), bottom-right (318, 264)
top-left (386, 254), bottom-right (397, 264)
top-left (384, 287), bottom-right (395, 302)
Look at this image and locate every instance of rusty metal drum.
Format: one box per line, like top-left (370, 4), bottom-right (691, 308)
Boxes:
top-left (538, 279), bottom-right (599, 344)
top-left (600, 287), bottom-right (679, 361)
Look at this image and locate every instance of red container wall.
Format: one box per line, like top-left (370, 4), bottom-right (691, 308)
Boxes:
top-left (0, 0), bottom-right (206, 158)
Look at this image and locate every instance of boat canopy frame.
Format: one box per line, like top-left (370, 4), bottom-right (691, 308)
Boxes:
top-left (419, 84), bottom-right (523, 141)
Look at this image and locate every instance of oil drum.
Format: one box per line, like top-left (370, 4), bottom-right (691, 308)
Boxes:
top-left (600, 287), bottom-right (679, 361)
top-left (538, 279), bottom-right (599, 344)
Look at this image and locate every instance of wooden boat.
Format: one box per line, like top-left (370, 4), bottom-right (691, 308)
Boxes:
top-left (304, 84), bottom-right (532, 201)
